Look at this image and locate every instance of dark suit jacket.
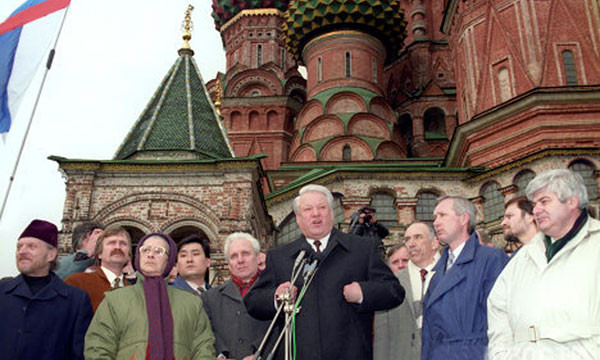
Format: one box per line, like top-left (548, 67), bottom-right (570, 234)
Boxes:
top-left (170, 276), bottom-right (211, 295)
top-left (244, 228), bottom-right (405, 360)
top-left (374, 268), bottom-right (421, 360)
top-left (65, 268), bottom-right (128, 313)
top-left (202, 280), bottom-right (270, 359)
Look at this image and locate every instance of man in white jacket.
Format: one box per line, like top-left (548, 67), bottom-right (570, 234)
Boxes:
top-left (487, 169), bottom-right (600, 359)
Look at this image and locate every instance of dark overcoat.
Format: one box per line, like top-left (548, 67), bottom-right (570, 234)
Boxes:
top-left (202, 280), bottom-right (270, 359)
top-left (421, 234), bottom-right (508, 360)
top-left (244, 228), bottom-right (405, 360)
top-left (0, 273), bottom-right (92, 360)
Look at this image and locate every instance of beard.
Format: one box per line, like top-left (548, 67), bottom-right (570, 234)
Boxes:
top-left (504, 233), bottom-right (520, 243)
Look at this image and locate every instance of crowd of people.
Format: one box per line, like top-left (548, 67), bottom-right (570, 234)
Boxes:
top-left (0, 168), bottom-right (598, 359)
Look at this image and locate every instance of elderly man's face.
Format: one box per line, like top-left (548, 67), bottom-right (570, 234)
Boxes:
top-left (532, 189), bottom-right (578, 239)
top-left (296, 191), bottom-right (334, 240)
top-left (388, 246), bottom-right (409, 274)
top-left (139, 236), bottom-right (170, 277)
top-left (16, 237), bottom-right (56, 277)
top-left (405, 223), bottom-right (438, 268)
top-left (227, 238), bottom-right (259, 282)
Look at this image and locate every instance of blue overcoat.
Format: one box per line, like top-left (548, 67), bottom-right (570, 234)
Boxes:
top-left (421, 233), bottom-right (508, 360)
top-left (0, 273), bottom-right (93, 360)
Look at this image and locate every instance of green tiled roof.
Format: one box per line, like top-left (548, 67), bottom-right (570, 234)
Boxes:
top-left (114, 52), bottom-right (234, 160)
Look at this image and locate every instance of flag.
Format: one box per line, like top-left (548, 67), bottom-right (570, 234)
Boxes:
top-left (0, 0), bottom-right (70, 134)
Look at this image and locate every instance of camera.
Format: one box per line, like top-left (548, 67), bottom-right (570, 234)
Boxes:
top-left (363, 214), bottom-right (372, 223)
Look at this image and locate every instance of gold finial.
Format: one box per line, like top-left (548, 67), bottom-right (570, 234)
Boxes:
top-left (214, 80), bottom-right (222, 116)
top-left (179, 5), bottom-right (194, 54)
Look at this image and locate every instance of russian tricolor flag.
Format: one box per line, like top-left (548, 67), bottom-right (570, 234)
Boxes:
top-left (0, 0), bottom-right (70, 134)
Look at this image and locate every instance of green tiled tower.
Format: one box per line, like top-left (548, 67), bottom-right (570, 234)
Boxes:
top-left (115, 22), bottom-right (234, 161)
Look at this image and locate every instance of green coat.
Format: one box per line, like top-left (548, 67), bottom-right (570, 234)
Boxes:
top-left (84, 278), bottom-right (215, 360)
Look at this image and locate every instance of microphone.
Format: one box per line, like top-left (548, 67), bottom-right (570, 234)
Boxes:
top-left (303, 257), bottom-right (318, 279)
top-left (294, 249), bottom-right (306, 270)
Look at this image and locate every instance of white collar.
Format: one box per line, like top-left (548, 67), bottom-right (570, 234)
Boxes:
top-left (305, 233), bottom-right (331, 253)
top-left (101, 266), bottom-right (122, 287)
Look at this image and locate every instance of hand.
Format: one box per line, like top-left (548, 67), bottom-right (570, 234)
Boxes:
top-left (275, 281), bottom-right (298, 303)
top-left (242, 356), bottom-right (254, 360)
top-left (343, 282), bottom-right (363, 304)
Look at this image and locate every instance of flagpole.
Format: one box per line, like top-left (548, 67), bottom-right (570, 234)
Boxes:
top-left (0, 3), bottom-right (72, 221)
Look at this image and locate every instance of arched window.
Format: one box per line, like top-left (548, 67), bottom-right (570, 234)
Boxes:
top-left (424, 107), bottom-right (447, 139)
top-left (251, 90), bottom-right (260, 97)
top-left (416, 191), bottom-right (438, 222)
top-left (317, 57), bottom-right (323, 83)
top-left (370, 192), bottom-right (397, 227)
top-left (345, 51), bottom-right (351, 78)
top-left (513, 169), bottom-right (536, 196)
top-left (481, 182), bottom-right (504, 222)
top-left (276, 214), bottom-right (302, 245)
top-left (372, 57), bottom-right (377, 84)
top-left (569, 160), bottom-right (599, 200)
top-left (562, 50), bottom-right (578, 86)
top-left (281, 48), bottom-right (286, 69)
top-left (342, 144), bottom-right (351, 161)
top-left (257, 44), bottom-right (263, 67)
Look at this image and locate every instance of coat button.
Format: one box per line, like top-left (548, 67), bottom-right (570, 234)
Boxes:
top-left (23, 306), bottom-right (27, 312)
top-left (238, 339), bottom-right (245, 344)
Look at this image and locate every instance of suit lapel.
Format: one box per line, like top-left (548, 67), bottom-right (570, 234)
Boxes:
top-left (398, 269), bottom-right (416, 320)
top-left (425, 237), bottom-right (476, 308)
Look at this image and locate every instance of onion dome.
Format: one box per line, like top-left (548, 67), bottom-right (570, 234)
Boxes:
top-left (211, 0), bottom-right (289, 29)
top-left (283, 0), bottom-right (407, 62)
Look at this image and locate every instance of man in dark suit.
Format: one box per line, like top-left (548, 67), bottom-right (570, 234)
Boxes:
top-left (422, 195), bottom-right (508, 360)
top-left (374, 222), bottom-right (440, 360)
top-left (202, 232), bottom-right (269, 360)
top-left (65, 225), bottom-right (132, 313)
top-left (244, 184), bottom-right (405, 360)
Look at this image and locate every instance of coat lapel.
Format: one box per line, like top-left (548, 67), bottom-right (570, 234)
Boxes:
top-left (425, 236), bottom-right (476, 309)
top-left (398, 269), bottom-right (416, 320)
top-left (220, 280), bottom-right (242, 303)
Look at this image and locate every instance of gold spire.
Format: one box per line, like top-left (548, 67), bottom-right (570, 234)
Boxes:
top-left (179, 5), bottom-right (194, 56)
top-left (214, 80), bottom-right (222, 116)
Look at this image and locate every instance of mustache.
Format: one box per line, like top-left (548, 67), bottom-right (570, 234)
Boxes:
top-left (110, 249), bottom-right (126, 256)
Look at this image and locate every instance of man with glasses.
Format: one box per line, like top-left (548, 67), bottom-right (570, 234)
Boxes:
top-left (85, 232), bottom-right (215, 359)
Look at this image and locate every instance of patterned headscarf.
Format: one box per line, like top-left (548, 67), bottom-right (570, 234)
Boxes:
top-left (135, 233), bottom-right (178, 360)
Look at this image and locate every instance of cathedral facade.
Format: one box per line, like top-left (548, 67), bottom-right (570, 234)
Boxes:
top-left (53, 0), bottom-right (600, 277)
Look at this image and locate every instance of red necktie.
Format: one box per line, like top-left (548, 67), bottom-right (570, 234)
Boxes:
top-left (420, 268), bottom-right (428, 284)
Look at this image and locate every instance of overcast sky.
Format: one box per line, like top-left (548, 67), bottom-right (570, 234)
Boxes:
top-left (0, 1), bottom-right (227, 277)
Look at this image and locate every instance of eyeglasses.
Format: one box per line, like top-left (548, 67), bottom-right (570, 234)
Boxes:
top-left (139, 245), bottom-right (169, 257)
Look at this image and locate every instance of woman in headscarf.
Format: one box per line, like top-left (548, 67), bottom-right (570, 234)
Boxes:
top-left (85, 233), bottom-right (215, 360)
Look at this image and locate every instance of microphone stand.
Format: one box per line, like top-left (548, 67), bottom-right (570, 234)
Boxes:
top-left (252, 254), bottom-right (307, 360)
top-left (264, 259), bottom-right (320, 360)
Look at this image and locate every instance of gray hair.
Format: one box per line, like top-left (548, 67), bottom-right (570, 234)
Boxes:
top-left (526, 169), bottom-right (588, 209)
top-left (224, 232), bottom-right (261, 257)
top-left (436, 195), bottom-right (477, 234)
top-left (406, 221), bottom-right (437, 240)
top-left (293, 184), bottom-right (335, 214)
